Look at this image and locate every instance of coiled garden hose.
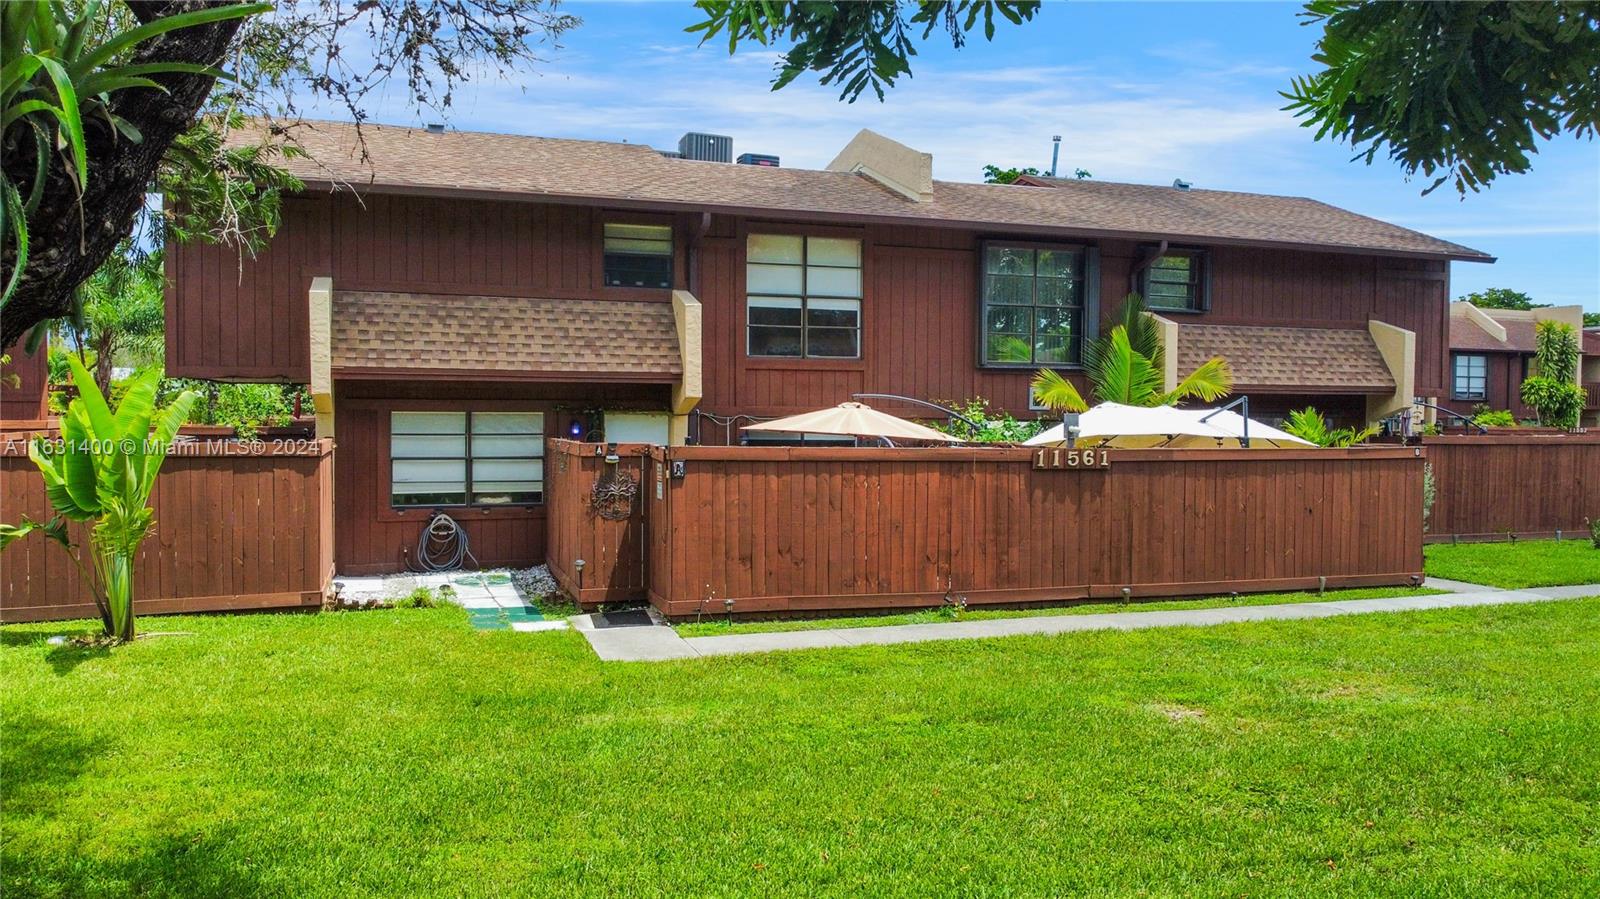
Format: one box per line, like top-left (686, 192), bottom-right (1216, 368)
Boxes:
top-left (413, 511), bottom-right (477, 572)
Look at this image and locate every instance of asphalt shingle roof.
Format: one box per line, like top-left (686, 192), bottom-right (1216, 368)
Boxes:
top-left (332, 291), bottom-right (682, 378)
top-left (1177, 322), bottom-right (1396, 393)
top-left (250, 119), bottom-right (1491, 261)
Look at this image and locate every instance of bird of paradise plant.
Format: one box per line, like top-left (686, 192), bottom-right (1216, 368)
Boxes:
top-left (1030, 294), bottom-right (1233, 413)
top-left (0, 354), bottom-right (198, 641)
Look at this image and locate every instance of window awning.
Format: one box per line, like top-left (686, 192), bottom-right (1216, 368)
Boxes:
top-left (331, 290), bottom-right (683, 381)
top-left (1176, 322), bottom-right (1396, 394)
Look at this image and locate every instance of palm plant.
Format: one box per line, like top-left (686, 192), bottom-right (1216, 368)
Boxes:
top-left (66, 245), bottom-right (166, 394)
top-left (0, 353), bottom-right (198, 641)
top-left (1, 0), bottom-right (268, 305)
top-left (1519, 320), bottom-right (1584, 429)
top-left (1030, 294), bottom-right (1233, 413)
top-left (1282, 407), bottom-right (1379, 448)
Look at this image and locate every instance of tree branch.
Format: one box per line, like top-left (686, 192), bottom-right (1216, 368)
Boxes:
top-left (2, 2), bottom-right (252, 349)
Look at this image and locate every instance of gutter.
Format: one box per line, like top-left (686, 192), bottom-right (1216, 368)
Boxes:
top-left (282, 179), bottom-right (1498, 264)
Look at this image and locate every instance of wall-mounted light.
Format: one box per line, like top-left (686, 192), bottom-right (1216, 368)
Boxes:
top-left (569, 419), bottom-right (584, 438)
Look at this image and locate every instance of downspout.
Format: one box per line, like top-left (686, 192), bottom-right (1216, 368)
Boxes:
top-left (686, 212), bottom-right (710, 297)
top-left (1129, 239), bottom-right (1169, 295)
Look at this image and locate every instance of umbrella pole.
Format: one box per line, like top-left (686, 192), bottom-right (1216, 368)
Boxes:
top-left (1200, 396), bottom-right (1251, 448)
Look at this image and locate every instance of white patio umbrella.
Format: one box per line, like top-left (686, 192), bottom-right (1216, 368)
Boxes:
top-left (1180, 406), bottom-right (1313, 449)
top-left (742, 402), bottom-right (961, 444)
top-left (1024, 402), bottom-right (1312, 449)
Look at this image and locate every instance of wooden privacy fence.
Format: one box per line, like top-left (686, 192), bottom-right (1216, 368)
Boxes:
top-left (1, 437), bottom-right (334, 623)
top-left (1423, 432), bottom-right (1600, 542)
top-left (545, 441), bottom-right (1426, 617)
top-left (545, 440), bottom-right (649, 607)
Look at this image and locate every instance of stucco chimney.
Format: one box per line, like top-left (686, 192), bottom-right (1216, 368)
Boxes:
top-left (826, 129), bottom-right (933, 203)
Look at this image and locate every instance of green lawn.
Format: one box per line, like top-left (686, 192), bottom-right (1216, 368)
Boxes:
top-left (1425, 539), bottom-right (1600, 588)
top-left (675, 585), bottom-right (1441, 638)
top-left (6, 600), bottom-right (1600, 897)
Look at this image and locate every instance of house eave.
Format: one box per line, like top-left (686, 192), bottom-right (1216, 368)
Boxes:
top-left (287, 178), bottom-right (1497, 264)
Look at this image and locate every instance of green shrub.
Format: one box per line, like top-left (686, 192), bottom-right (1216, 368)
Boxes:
top-left (933, 397), bottom-right (1045, 443)
top-left (168, 379), bottom-right (311, 438)
top-left (1520, 320), bottom-right (1584, 429)
top-left (1588, 518), bottom-right (1600, 550)
top-left (1283, 407), bottom-right (1379, 447)
top-left (393, 587), bottom-right (439, 609)
top-left (1471, 407), bottom-right (1517, 428)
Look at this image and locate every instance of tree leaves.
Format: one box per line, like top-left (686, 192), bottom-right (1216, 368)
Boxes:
top-left (688, 1), bottom-right (1041, 102)
top-left (1031, 293), bottom-right (1235, 413)
top-left (1285, 1), bottom-right (1600, 195)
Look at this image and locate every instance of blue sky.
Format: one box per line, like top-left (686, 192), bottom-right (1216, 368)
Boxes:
top-left (314, 1), bottom-right (1600, 311)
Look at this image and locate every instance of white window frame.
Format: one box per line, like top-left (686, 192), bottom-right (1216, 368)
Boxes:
top-left (1452, 354), bottom-right (1488, 401)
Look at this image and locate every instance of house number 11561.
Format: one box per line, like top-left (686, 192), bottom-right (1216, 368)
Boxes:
top-left (1032, 447), bottom-right (1111, 470)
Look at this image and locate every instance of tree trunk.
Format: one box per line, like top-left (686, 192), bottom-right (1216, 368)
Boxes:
top-left (1, 1), bottom-right (253, 350)
top-left (95, 334), bottom-right (116, 396)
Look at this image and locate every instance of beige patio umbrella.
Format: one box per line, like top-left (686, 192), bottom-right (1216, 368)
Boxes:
top-left (742, 402), bottom-right (961, 444)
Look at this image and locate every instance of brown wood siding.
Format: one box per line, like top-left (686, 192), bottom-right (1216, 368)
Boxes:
top-left (1, 439), bottom-right (334, 623)
top-left (168, 196), bottom-right (1452, 413)
top-left (694, 222), bottom-right (1451, 423)
top-left (0, 344), bottom-right (49, 422)
top-left (332, 380), bottom-right (669, 575)
top-left (1424, 433), bottom-right (1600, 541)
top-left (544, 441), bottom-right (1424, 614)
top-left (165, 195), bottom-right (687, 382)
top-left (167, 196), bottom-right (329, 382)
top-left (1438, 352), bottom-right (1534, 421)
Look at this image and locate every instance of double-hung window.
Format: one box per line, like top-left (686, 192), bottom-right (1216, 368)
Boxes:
top-left (1452, 354), bottom-right (1488, 401)
top-left (746, 234), bottom-right (862, 358)
top-left (390, 411), bottom-right (545, 508)
top-left (982, 244), bottom-right (1086, 365)
top-left (603, 223), bottom-right (673, 289)
top-left (1143, 249), bottom-right (1208, 312)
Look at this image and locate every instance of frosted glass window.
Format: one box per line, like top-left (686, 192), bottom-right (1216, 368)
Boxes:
top-left (390, 411), bottom-right (544, 507)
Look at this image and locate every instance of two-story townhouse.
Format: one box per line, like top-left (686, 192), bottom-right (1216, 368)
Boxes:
top-left (1441, 302), bottom-right (1592, 425)
top-left (165, 121), bottom-right (1490, 574)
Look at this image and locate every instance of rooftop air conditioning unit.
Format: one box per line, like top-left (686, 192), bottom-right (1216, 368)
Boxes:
top-left (678, 132), bottom-right (732, 163)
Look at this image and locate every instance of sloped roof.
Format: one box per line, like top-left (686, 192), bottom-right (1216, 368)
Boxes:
top-left (1586, 328), bottom-right (1600, 355)
top-left (1450, 311), bottom-right (1539, 354)
top-left (1177, 322), bottom-right (1396, 393)
top-left (1447, 303), bottom-right (1591, 355)
top-left (247, 119), bottom-right (1492, 261)
top-left (332, 291), bottom-right (681, 379)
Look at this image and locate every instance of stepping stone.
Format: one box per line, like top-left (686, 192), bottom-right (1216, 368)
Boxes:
top-left (511, 620), bottom-right (568, 633)
top-left (466, 609), bottom-right (508, 630)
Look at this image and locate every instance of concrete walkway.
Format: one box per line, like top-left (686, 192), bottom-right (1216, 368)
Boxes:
top-left (575, 579), bottom-right (1600, 662)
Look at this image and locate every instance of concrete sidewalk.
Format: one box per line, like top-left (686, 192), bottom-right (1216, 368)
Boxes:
top-left (575, 579), bottom-right (1600, 663)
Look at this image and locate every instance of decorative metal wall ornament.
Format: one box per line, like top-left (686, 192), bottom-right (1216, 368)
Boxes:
top-left (590, 467), bottom-right (638, 521)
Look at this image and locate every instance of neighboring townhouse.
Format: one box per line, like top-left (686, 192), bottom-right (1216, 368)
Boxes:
top-left (165, 121), bottom-right (1490, 573)
top-left (1587, 329), bottom-right (1600, 428)
top-left (1441, 302), bottom-right (1592, 425)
